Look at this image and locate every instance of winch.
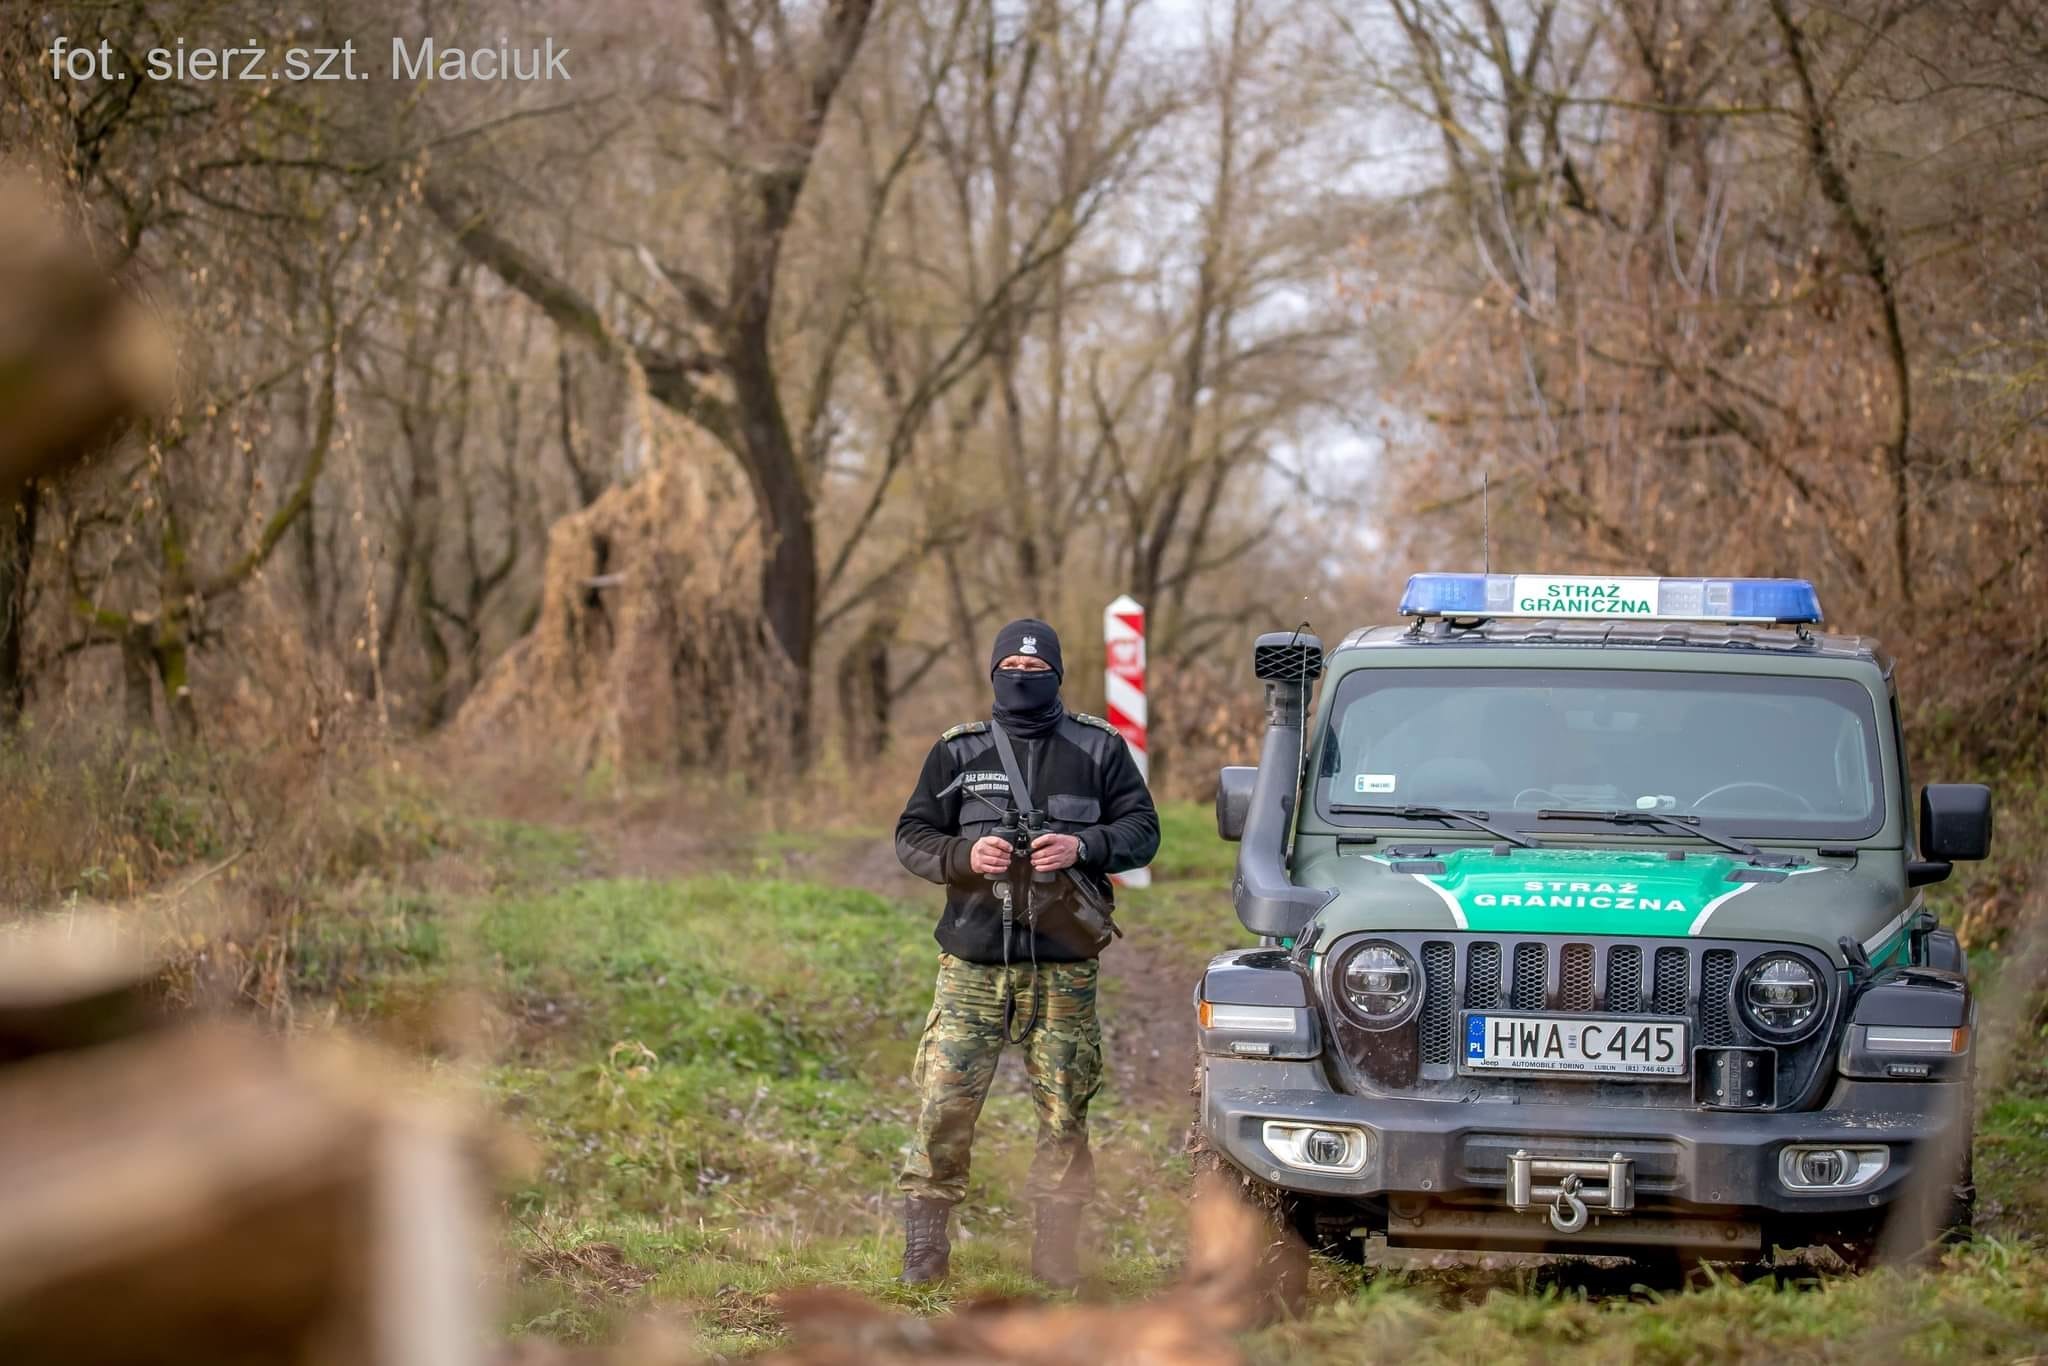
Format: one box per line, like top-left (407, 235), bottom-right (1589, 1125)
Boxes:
top-left (1505, 1150), bottom-right (1635, 1233)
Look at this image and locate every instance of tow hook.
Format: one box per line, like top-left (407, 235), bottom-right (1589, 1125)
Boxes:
top-left (1549, 1174), bottom-right (1588, 1233)
top-left (1506, 1150), bottom-right (1635, 1232)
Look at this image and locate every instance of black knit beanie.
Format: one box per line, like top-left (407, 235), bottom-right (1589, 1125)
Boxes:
top-left (989, 618), bottom-right (1063, 679)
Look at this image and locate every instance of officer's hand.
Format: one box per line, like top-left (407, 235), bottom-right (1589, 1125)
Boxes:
top-left (969, 835), bottom-right (1014, 876)
top-left (1030, 832), bottom-right (1082, 872)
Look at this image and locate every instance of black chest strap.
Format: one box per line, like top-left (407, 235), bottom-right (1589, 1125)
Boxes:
top-left (988, 719), bottom-right (1037, 814)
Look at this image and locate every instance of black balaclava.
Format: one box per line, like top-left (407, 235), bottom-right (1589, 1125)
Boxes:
top-left (989, 618), bottom-right (1065, 739)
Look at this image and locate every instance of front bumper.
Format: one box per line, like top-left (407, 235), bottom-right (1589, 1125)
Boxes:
top-left (1202, 1056), bottom-right (1968, 1218)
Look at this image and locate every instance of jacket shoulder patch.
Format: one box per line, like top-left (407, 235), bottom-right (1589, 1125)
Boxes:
top-left (941, 720), bottom-right (990, 741)
top-left (1069, 711), bottom-right (1119, 734)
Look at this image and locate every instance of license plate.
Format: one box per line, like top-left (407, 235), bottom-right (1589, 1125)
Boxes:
top-left (1463, 1013), bottom-right (1688, 1077)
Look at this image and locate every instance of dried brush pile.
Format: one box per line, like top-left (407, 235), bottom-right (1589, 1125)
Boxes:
top-left (457, 374), bottom-right (788, 777)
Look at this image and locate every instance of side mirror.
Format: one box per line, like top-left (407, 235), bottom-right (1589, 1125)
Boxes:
top-left (1921, 783), bottom-right (1992, 863)
top-left (1216, 766), bottom-right (1256, 842)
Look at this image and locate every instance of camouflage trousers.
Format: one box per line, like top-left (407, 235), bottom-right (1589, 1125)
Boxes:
top-left (898, 953), bottom-right (1104, 1208)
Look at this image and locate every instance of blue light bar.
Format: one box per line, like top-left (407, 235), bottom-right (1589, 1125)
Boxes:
top-left (1398, 574), bottom-right (1823, 624)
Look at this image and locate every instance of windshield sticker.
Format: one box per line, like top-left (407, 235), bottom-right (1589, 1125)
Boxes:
top-left (1354, 773), bottom-right (1397, 794)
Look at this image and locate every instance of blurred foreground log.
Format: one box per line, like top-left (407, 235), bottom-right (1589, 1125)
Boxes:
top-left (493, 1177), bottom-right (1296, 1366)
top-left (0, 918), bottom-right (487, 1366)
top-left (0, 175), bottom-right (171, 498)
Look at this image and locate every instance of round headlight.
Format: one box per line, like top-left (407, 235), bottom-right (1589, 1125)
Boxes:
top-left (1739, 953), bottom-right (1824, 1040)
top-left (1340, 941), bottom-right (1419, 1028)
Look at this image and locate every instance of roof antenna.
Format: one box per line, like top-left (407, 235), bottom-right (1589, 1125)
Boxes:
top-left (1481, 468), bottom-right (1491, 574)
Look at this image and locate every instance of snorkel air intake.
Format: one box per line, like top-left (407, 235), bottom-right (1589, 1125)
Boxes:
top-left (1231, 632), bottom-right (1336, 940)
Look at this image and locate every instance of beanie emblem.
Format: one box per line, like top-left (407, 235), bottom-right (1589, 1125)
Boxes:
top-left (1019, 637), bottom-right (1039, 655)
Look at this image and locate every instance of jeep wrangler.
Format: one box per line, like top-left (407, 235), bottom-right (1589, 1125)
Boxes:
top-left (1197, 574), bottom-right (1992, 1267)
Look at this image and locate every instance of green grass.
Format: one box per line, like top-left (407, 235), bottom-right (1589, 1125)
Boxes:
top-left (1978, 1006), bottom-right (2048, 1237)
top-left (1115, 881), bottom-right (1251, 977)
top-left (481, 878), bottom-right (934, 1218)
top-left (468, 874), bottom-right (1195, 1352)
top-left (1981, 1088), bottom-right (2048, 1233)
top-left (1110, 800), bottom-right (1256, 974)
top-left (1250, 1240), bottom-right (2048, 1363)
top-left (1148, 799), bottom-right (1239, 883)
top-left (473, 818), bottom-right (595, 886)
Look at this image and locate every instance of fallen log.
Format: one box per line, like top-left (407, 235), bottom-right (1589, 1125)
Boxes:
top-left (0, 916), bottom-right (489, 1366)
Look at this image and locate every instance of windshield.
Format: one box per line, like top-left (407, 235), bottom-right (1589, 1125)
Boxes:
top-left (1315, 667), bottom-right (1886, 841)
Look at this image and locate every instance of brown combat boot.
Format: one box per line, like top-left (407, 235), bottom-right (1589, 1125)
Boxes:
top-left (1031, 1200), bottom-right (1082, 1290)
top-left (900, 1197), bottom-right (952, 1284)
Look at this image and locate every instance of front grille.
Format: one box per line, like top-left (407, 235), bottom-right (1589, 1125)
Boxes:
top-left (1339, 932), bottom-right (1842, 1113)
top-left (1652, 946), bottom-right (1689, 1014)
top-left (1420, 942), bottom-right (1456, 1064)
top-left (1700, 949), bottom-right (1738, 1046)
top-left (1607, 945), bottom-right (1643, 1013)
top-left (1452, 941), bottom-right (1700, 1017)
top-left (1560, 943), bottom-right (1595, 1011)
top-left (1511, 943), bottom-right (1546, 1010)
top-left (1468, 942), bottom-right (1502, 1010)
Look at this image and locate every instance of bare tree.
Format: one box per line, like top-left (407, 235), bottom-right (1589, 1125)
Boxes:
top-left (423, 0), bottom-right (884, 761)
top-left (1344, 0), bottom-right (2048, 758)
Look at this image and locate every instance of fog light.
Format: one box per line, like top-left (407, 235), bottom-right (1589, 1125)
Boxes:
top-left (1799, 1149), bottom-right (1843, 1186)
top-left (1263, 1121), bottom-right (1369, 1174)
top-left (1779, 1144), bottom-right (1887, 1191)
top-left (1303, 1129), bottom-right (1349, 1168)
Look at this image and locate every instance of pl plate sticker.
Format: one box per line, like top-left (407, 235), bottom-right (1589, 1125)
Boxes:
top-left (1353, 773), bottom-right (1397, 794)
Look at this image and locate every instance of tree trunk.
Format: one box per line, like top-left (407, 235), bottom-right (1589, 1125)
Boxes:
top-left (119, 631), bottom-right (155, 734)
top-left (0, 484), bottom-right (38, 728)
top-left (757, 471), bottom-right (817, 759)
top-left (837, 612), bottom-right (895, 762)
top-left (415, 563), bottom-right (453, 726)
top-left (725, 305), bottom-right (819, 765)
top-left (154, 627), bottom-right (198, 737)
top-left (941, 544), bottom-right (983, 698)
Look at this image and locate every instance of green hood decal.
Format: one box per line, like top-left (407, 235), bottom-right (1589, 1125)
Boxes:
top-left (1367, 847), bottom-right (1782, 936)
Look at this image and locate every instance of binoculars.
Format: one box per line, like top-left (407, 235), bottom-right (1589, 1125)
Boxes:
top-left (994, 808), bottom-right (1057, 885)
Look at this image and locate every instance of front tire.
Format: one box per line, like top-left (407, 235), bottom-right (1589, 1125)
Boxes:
top-left (1285, 1197), bottom-right (1370, 1265)
top-left (1881, 1143), bottom-right (1975, 1265)
top-left (1809, 1130), bottom-right (1975, 1273)
top-left (1185, 1112), bottom-right (1317, 1311)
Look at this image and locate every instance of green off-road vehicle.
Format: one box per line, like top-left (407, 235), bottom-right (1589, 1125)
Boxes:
top-left (1197, 574), bottom-right (1992, 1267)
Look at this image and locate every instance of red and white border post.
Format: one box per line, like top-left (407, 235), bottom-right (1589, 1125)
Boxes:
top-left (1104, 595), bottom-right (1151, 888)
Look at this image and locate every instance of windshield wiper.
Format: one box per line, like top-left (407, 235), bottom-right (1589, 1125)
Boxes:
top-left (1329, 803), bottom-right (1537, 849)
top-left (1534, 808), bottom-right (1794, 865)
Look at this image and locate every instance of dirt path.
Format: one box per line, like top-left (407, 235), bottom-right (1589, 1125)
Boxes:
top-left (1095, 918), bottom-right (1202, 1110)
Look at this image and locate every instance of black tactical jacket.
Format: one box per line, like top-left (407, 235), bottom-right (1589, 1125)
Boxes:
top-left (895, 712), bottom-right (1161, 964)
